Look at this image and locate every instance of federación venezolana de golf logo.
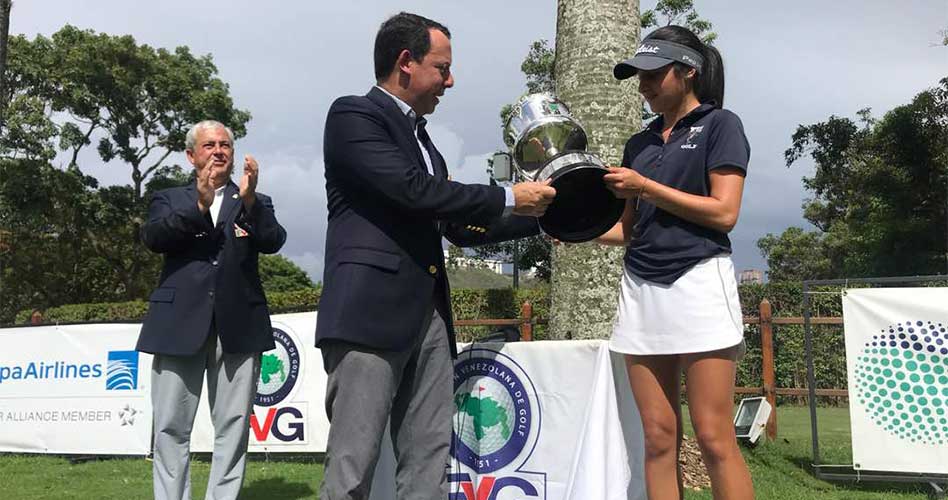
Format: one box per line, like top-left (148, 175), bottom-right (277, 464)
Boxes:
top-left (449, 349), bottom-right (545, 498)
top-left (255, 328), bottom-right (300, 407)
top-left (855, 320), bottom-right (948, 445)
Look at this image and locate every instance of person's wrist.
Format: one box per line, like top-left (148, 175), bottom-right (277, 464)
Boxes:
top-left (241, 192), bottom-right (257, 210)
top-left (640, 177), bottom-right (651, 199)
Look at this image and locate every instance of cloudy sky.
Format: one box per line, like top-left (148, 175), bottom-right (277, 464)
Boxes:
top-left (11, 0), bottom-right (947, 282)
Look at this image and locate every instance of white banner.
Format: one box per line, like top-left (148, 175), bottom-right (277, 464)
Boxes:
top-left (843, 287), bottom-right (948, 474)
top-left (0, 317), bottom-right (649, 500)
top-left (0, 324), bottom-right (153, 454)
top-left (191, 312), bottom-right (329, 453)
top-left (371, 340), bottom-right (646, 500)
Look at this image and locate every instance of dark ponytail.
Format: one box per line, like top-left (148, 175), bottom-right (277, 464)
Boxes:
top-left (644, 25), bottom-right (724, 108)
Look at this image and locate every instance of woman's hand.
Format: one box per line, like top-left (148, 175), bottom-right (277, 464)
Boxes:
top-left (603, 167), bottom-right (648, 199)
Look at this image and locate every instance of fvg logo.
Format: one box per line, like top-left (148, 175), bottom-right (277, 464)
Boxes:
top-left (250, 326), bottom-right (305, 443)
top-left (449, 348), bottom-right (545, 499)
top-left (0, 350), bottom-right (139, 391)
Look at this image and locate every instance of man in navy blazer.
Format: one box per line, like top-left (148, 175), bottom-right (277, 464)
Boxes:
top-left (315, 12), bottom-right (556, 500)
top-left (137, 120), bottom-right (286, 500)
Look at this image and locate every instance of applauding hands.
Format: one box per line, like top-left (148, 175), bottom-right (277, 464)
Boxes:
top-left (239, 155), bottom-right (259, 210)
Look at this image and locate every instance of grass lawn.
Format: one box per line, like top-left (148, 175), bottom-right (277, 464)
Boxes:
top-left (0, 454), bottom-right (323, 499)
top-left (682, 405), bottom-right (931, 500)
top-left (0, 406), bottom-right (936, 499)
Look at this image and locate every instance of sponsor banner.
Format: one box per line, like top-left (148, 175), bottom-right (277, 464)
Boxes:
top-left (0, 324), bottom-right (152, 454)
top-left (191, 312), bottom-right (329, 453)
top-left (0, 315), bottom-right (650, 499)
top-left (371, 340), bottom-right (645, 500)
top-left (843, 288), bottom-right (948, 474)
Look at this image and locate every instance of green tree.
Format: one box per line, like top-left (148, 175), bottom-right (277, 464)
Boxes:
top-left (759, 78), bottom-right (948, 280)
top-left (446, 244), bottom-right (465, 269)
top-left (640, 0), bottom-right (716, 44)
top-left (0, 25), bottom-right (250, 312)
top-left (258, 254), bottom-right (316, 293)
top-left (756, 227), bottom-right (834, 282)
top-left (7, 25), bottom-right (250, 198)
top-left (0, 160), bottom-right (102, 323)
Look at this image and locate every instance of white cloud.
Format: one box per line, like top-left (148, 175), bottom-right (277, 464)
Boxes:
top-left (254, 154), bottom-right (328, 281)
top-left (11, 0), bottom-right (947, 277)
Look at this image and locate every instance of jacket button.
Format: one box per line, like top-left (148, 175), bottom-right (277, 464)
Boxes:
top-left (212, 260), bottom-right (218, 266)
top-left (208, 291), bottom-right (214, 298)
top-left (428, 265), bottom-right (437, 275)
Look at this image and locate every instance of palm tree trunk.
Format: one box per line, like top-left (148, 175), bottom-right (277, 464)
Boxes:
top-left (0, 0), bottom-right (12, 119)
top-left (549, 0), bottom-right (641, 339)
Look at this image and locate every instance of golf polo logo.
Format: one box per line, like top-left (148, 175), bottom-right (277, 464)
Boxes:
top-left (255, 327), bottom-right (300, 407)
top-left (106, 351), bottom-right (139, 391)
top-left (681, 126), bottom-right (703, 150)
top-left (450, 348), bottom-right (544, 498)
top-left (854, 320), bottom-right (948, 445)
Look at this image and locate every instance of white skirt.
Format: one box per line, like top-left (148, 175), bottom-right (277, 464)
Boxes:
top-left (610, 254), bottom-right (745, 356)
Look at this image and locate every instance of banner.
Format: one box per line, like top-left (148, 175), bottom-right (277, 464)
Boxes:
top-left (191, 312), bottom-right (329, 453)
top-left (843, 287), bottom-right (948, 474)
top-left (0, 324), bottom-right (153, 454)
top-left (370, 340), bottom-right (646, 500)
top-left (0, 317), bottom-right (649, 500)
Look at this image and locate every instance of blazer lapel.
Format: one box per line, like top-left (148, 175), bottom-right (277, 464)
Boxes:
top-left (366, 87), bottom-right (428, 172)
top-left (216, 181), bottom-right (242, 230)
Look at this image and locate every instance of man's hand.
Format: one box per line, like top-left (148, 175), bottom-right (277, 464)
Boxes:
top-left (512, 181), bottom-right (556, 217)
top-left (240, 154), bottom-right (259, 210)
top-left (196, 156), bottom-right (217, 213)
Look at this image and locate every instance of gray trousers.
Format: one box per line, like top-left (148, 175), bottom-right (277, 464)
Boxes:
top-left (319, 308), bottom-right (453, 500)
top-left (151, 332), bottom-right (260, 500)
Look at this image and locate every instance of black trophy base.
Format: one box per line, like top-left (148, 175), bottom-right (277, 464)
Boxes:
top-left (539, 165), bottom-right (625, 243)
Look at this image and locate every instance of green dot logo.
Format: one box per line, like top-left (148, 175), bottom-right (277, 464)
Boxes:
top-left (855, 320), bottom-right (948, 445)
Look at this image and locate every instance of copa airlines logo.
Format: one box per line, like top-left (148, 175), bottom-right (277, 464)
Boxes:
top-left (0, 350), bottom-right (139, 391)
top-left (449, 348), bottom-right (545, 499)
top-left (105, 351), bottom-right (140, 390)
top-left (855, 320), bottom-right (948, 445)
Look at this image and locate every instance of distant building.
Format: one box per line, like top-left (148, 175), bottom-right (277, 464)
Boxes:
top-left (739, 269), bottom-right (764, 285)
top-left (443, 249), bottom-right (505, 275)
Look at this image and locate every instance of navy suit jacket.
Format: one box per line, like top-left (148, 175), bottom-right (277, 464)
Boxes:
top-left (136, 181), bottom-right (287, 355)
top-left (316, 87), bottom-right (539, 357)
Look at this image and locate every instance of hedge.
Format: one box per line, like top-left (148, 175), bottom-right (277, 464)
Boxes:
top-left (13, 286), bottom-right (548, 340)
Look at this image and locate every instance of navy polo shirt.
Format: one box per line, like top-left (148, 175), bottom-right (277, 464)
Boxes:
top-left (622, 103), bottom-right (750, 284)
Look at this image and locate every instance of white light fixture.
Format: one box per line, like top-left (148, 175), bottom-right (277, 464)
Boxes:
top-left (490, 152), bottom-right (513, 182)
top-left (734, 396), bottom-right (772, 444)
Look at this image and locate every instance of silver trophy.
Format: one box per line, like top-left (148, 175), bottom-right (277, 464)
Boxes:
top-left (499, 93), bottom-right (624, 242)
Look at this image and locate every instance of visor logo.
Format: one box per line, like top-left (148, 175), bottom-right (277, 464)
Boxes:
top-left (636, 44), bottom-right (660, 55)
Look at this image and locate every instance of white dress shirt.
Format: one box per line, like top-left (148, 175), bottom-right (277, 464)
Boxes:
top-left (210, 185), bottom-right (226, 226)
